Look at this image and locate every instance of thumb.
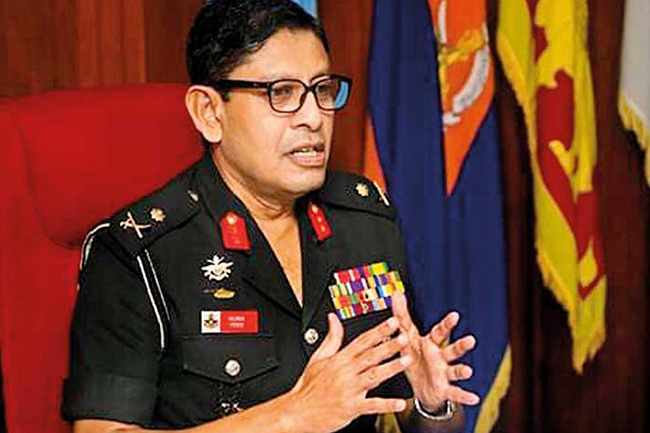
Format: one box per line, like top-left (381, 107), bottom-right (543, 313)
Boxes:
top-left (310, 313), bottom-right (344, 362)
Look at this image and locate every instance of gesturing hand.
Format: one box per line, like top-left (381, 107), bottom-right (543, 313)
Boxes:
top-left (391, 291), bottom-right (480, 412)
top-left (285, 313), bottom-right (411, 433)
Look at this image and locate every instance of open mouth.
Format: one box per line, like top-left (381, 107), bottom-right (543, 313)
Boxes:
top-left (288, 143), bottom-right (326, 167)
top-left (289, 143), bottom-right (325, 156)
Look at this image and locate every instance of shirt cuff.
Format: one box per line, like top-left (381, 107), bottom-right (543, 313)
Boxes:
top-left (62, 372), bottom-right (157, 425)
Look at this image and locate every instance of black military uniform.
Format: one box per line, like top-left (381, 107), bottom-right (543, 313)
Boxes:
top-left (62, 153), bottom-right (414, 432)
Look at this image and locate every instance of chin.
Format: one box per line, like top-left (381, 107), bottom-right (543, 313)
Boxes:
top-left (283, 169), bottom-right (326, 197)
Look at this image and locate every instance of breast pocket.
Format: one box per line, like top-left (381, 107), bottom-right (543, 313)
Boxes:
top-left (341, 309), bottom-right (393, 346)
top-left (177, 334), bottom-right (280, 417)
top-left (180, 334), bottom-right (279, 385)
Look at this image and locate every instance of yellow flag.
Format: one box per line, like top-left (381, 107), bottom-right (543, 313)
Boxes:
top-left (497, 0), bottom-right (606, 373)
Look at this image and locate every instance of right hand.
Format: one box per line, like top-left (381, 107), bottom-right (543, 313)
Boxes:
top-left (284, 313), bottom-right (412, 433)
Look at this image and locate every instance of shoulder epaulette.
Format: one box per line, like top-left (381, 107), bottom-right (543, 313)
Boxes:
top-left (318, 171), bottom-right (396, 220)
top-left (109, 169), bottom-right (201, 257)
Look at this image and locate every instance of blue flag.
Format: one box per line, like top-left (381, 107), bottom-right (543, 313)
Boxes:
top-left (367, 1), bottom-right (510, 432)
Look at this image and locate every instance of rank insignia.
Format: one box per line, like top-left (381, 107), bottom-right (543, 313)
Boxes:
top-left (150, 207), bottom-right (166, 222)
top-left (307, 202), bottom-right (332, 241)
top-left (220, 211), bottom-right (251, 251)
top-left (119, 211), bottom-right (152, 239)
top-left (355, 182), bottom-right (370, 197)
top-left (202, 254), bottom-right (234, 281)
top-left (328, 262), bottom-right (405, 320)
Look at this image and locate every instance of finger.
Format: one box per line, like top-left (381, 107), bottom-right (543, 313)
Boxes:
top-left (440, 335), bottom-right (476, 363)
top-left (445, 385), bottom-right (481, 406)
top-left (446, 364), bottom-right (473, 382)
top-left (343, 316), bottom-right (400, 357)
top-left (355, 333), bottom-right (409, 374)
top-left (358, 397), bottom-right (407, 415)
top-left (391, 291), bottom-right (419, 339)
top-left (310, 313), bottom-right (344, 362)
top-left (358, 353), bottom-right (412, 391)
top-left (428, 311), bottom-right (460, 347)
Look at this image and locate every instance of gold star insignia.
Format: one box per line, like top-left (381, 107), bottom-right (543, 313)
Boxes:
top-left (150, 208), bottom-right (166, 222)
top-left (355, 183), bottom-right (370, 197)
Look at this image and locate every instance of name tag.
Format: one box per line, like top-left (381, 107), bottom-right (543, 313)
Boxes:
top-left (201, 310), bottom-right (259, 334)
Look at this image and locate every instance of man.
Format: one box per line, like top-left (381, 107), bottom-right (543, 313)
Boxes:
top-left (62, 1), bottom-right (479, 432)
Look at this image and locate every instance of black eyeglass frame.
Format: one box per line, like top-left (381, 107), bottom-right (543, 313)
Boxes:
top-left (210, 74), bottom-right (352, 114)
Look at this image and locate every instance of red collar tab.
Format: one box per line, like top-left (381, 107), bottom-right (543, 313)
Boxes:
top-left (220, 211), bottom-right (251, 251)
top-left (307, 202), bottom-right (332, 242)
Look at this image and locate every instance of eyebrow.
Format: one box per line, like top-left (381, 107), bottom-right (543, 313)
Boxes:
top-left (258, 70), bottom-right (332, 83)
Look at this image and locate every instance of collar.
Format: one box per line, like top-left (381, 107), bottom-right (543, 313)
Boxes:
top-left (192, 153), bottom-right (333, 252)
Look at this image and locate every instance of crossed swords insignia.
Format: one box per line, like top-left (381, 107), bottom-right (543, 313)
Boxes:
top-left (119, 211), bottom-right (152, 239)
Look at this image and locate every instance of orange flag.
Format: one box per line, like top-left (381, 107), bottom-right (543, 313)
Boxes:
top-left (429, 0), bottom-right (495, 195)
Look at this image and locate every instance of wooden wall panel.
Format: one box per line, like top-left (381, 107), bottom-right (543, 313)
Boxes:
top-left (0, 0), bottom-right (201, 96)
top-left (76, 0), bottom-right (147, 86)
top-left (319, 0), bottom-right (374, 174)
top-left (121, 0), bottom-right (147, 83)
top-left (52, 0), bottom-right (78, 89)
top-left (75, 0), bottom-right (99, 87)
top-left (0, 0), bottom-right (60, 95)
top-left (144, 0), bottom-right (203, 83)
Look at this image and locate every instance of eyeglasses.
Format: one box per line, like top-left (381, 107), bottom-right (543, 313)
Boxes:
top-left (211, 74), bottom-right (352, 113)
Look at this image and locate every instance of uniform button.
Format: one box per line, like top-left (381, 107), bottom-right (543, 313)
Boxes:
top-left (224, 359), bottom-right (241, 377)
top-left (304, 328), bottom-right (320, 345)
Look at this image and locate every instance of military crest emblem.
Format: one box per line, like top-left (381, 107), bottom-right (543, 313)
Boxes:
top-left (201, 254), bottom-right (234, 281)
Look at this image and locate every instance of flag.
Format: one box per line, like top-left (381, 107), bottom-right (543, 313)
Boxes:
top-left (429, 0), bottom-right (495, 195)
top-left (289, 0), bottom-right (317, 17)
top-left (497, 0), bottom-right (606, 373)
top-left (618, 0), bottom-right (650, 186)
top-left (366, 1), bottom-right (510, 432)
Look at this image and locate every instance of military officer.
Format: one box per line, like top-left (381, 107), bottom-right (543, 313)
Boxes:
top-left (62, 1), bottom-right (479, 432)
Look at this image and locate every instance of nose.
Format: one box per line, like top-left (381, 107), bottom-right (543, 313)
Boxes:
top-left (292, 89), bottom-right (324, 131)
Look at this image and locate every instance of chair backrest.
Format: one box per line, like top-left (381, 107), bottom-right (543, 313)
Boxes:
top-left (0, 84), bottom-right (203, 433)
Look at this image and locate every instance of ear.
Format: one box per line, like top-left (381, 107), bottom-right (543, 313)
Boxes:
top-left (185, 85), bottom-right (225, 144)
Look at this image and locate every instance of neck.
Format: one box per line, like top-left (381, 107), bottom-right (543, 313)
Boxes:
top-left (212, 152), bottom-right (296, 223)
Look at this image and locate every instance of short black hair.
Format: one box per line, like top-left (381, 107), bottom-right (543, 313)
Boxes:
top-left (186, 0), bottom-right (329, 87)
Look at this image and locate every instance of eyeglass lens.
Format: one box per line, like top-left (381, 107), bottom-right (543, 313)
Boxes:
top-left (269, 77), bottom-right (350, 112)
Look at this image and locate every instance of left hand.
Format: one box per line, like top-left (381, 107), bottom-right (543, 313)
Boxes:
top-left (391, 290), bottom-right (480, 411)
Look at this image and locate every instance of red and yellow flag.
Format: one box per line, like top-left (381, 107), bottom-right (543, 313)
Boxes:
top-left (497, 0), bottom-right (606, 372)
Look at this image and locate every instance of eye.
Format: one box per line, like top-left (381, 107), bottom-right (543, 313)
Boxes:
top-left (315, 81), bottom-right (336, 99)
top-left (270, 83), bottom-right (296, 101)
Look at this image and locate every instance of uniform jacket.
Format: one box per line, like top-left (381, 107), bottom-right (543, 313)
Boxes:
top-left (62, 153), bottom-right (415, 432)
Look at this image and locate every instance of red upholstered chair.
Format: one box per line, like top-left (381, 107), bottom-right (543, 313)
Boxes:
top-left (0, 84), bottom-right (203, 433)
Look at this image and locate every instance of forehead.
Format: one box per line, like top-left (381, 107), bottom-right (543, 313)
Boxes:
top-left (232, 29), bottom-right (330, 81)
